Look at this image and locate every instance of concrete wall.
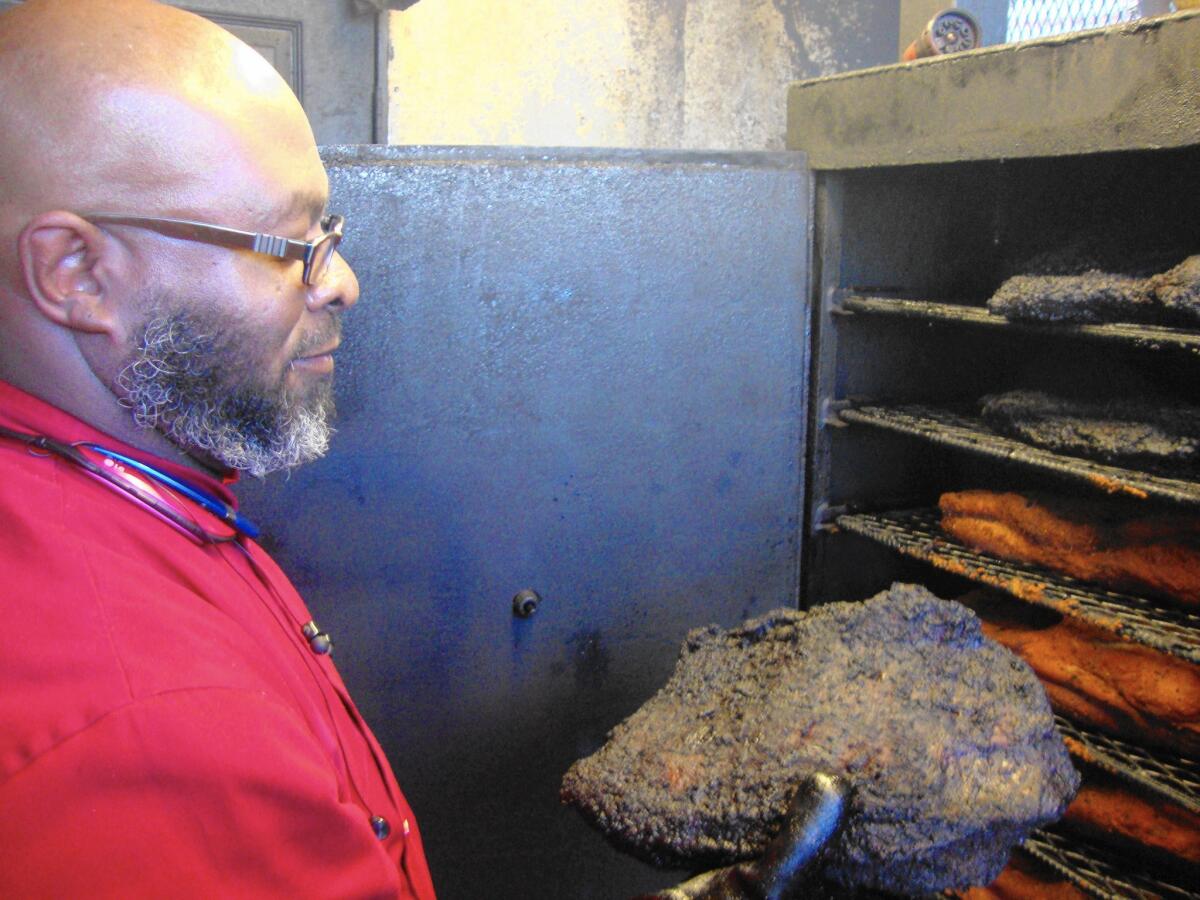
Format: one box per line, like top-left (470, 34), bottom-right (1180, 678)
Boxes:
top-left (387, 0), bottom-right (898, 150)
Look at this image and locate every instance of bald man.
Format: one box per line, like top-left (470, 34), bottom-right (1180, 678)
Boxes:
top-left (0, 1), bottom-right (435, 896)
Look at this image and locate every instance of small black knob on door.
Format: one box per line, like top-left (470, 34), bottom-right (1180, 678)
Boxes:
top-left (512, 589), bottom-right (541, 618)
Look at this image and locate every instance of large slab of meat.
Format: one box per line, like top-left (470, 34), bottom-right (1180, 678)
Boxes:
top-left (1149, 255), bottom-right (1200, 322)
top-left (1062, 766), bottom-right (1200, 870)
top-left (980, 389), bottom-right (1200, 471)
top-left (939, 490), bottom-right (1200, 607)
top-left (987, 270), bottom-right (1156, 324)
top-left (561, 584), bottom-right (1078, 895)
top-left (985, 254), bottom-right (1200, 326)
top-left (956, 587), bottom-right (1200, 756)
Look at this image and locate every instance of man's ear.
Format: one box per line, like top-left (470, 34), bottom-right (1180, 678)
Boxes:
top-left (18, 211), bottom-right (121, 336)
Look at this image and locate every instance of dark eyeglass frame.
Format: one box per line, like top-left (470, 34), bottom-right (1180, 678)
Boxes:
top-left (86, 213), bottom-right (345, 286)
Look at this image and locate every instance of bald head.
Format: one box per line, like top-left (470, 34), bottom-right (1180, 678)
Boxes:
top-left (0, 0), bottom-right (353, 473)
top-left (0, 0), bottom-right (321, 225)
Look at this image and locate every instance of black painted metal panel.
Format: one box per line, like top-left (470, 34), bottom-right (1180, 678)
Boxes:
top-left (238, 146), bottom-right (811, 898)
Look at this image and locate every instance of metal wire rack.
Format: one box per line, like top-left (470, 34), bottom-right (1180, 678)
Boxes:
top-left (837, 401), bottom-right (1200, 506)
top-left (1055, 715), bottom-right (1199, 813)
top-left (837, 296), bottom-right (1200, 355)
top-left (1007, 0), bottom-right (1139, 43)
top-left (835, 508), bottom-right (1200, 663)
top-left (1024, 827), bottom-right (1196, 900)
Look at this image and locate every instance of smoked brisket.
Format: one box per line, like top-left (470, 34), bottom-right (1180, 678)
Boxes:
top-left (980, 390), bottom-right (1200, 471)
top-left (560, 583), bottom-right (1078, 895)
top-left (987, 271), bottom-right (1155, 324)
top-left (1149, 255), bottom-right (1200, 323)
top-left (1062, 767), bottom-right (1200, 868)
top-left (956, 588), bottom-right (1200, 756)
top-left (986, 253), bottom-right (1200, 325)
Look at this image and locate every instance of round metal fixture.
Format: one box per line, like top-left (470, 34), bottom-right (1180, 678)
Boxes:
top-left (903, 9), bottom-right (981, 60)
top-left (512, 589), bottom-right (541, 618)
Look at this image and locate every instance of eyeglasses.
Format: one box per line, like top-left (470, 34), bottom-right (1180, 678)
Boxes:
top-left (86, 212), bottom-right (345, 286)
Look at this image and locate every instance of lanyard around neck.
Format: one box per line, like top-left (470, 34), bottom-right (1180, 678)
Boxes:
top-left (0, 424), bottom-right (260, 543)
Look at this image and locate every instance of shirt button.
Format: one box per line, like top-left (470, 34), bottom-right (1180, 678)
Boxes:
top-left (301, 620), bottom-right (333, 655)
top-left (370, 815), bottom-right (391, 840)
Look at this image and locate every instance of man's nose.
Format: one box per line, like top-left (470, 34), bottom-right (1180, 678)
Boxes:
top-left (306, 250), bottom-right (360, 311)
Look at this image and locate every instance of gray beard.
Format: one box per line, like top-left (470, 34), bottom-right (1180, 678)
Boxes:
top-left (115, 310), bottom-right (336, 477)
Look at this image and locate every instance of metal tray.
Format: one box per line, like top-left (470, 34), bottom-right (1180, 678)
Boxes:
top-left (1023, 827), bottom-right (1197, 900)
top-left (835, 507), bottom-right (1200, 663)
top-left (838, 402), bottom-right (1200, 507)
top-left (1055, 715), bottom-right (1198, 814)
top-left (838, 295), bottom-right (1200, 355)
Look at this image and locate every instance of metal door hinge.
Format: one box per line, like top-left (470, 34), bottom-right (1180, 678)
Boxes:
top-left (812, 503), bottom-right (848, 534)
top-left (828, 287), bottom-right (853, 316)
top-left (820, 398), bottom-right (851, 429)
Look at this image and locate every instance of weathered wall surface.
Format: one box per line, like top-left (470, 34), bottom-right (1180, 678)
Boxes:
top-left (387, 0), bottom-right (897, 149)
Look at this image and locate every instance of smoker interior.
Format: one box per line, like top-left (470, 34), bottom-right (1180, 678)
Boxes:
top-left (802, 147), bottom-right (1200, 897)
top-left (806, 147), bottom-right (1200, 603)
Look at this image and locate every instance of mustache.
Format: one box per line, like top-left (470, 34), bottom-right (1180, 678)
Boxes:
top-left (292, 314), bottom-right (342, 359)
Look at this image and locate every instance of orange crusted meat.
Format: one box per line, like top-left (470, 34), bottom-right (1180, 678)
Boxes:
top-left (952, 851), bottom-right (1086, 899)
top-left (1062, 769), bottom-right (1200, 867)
top-left (939, 490), bottom-right (1200, 607)
top-left (955, 589), bottom-right (1200, 755)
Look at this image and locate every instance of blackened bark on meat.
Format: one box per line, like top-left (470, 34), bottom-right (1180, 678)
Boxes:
top-left (1149, 255), bottom-right (1200, 324)
top-left (986, 254), bottom-right (1200, 326)
top-left (980, 390), bottom-right (1200, 471)
top-left (560, 584), bottom-right (1078, 895)
top-left (986, 271), bottom-right (1156, 324)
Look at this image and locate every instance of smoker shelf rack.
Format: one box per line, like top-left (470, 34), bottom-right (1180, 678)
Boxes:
top-left (838, 296), bottom-right (1200, 355)
top-left (1023, 828), bottom-right (1196, 900)
top-left (835, 508), bottom-right (1200, 664)
top-left (1055, 715), bottom-right (1199, 814)
top-left (836, 402), bottom-right (1200, 507)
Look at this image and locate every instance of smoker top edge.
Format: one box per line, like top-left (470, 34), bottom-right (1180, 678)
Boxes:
top-left (786, 9), bottom-right (1200, 170)
top-left (792, 8), bottom-right (1200, 91)
top-left (319, 144), bottom-right (808, 172)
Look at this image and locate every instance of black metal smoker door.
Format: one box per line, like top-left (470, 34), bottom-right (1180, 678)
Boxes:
top-left (238, 146), bottom-right (812, 899)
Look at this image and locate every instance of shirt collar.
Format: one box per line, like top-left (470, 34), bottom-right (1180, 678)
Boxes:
top-left (0, 379), bottom-right (241, 508)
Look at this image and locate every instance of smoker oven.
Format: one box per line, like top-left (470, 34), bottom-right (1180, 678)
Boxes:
top-left (233, 12), bottom-right (1200, 899)
top-left (790, 12), bottom-right (1200, 898)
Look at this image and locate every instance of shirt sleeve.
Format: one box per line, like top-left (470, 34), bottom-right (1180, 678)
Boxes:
top-left (0, 687), bottom-right (406, 899)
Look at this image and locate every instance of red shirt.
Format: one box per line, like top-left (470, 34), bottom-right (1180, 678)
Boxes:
top-left (0, 380), bottom-right (436, 899)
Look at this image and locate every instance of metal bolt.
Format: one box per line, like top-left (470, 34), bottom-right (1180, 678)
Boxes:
top-left (301, 620), bottom-right (333, 655)
top-left (512, 589), bottom-right (541, 618)
top-left (309, 632), bottom-right (334, 655)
